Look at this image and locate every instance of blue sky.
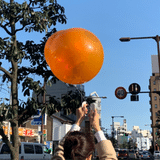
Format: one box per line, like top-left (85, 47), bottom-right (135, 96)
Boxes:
top-left (1, 0), bottom-right (160, 133)
top-left (55, 0), bottom-right (160, 133)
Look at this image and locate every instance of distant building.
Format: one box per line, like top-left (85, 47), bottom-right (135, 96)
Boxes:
top-left (137, 137), bottom-right (151, 150)
top-left (115, 123), bottom-right (152, 149)
top-left (113, 119), bottom-right (128, 139)
top-left (131, 126), bottom-right (152, 150)
top-left (113, 119), bottom-right (130, 146)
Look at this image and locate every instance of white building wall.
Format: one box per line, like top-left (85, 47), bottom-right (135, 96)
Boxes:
top-left (131, 126), bottom-right (152, 150)
top-left (137, 137), bottom-right (151, 150)
top-left (65, 124), bottom-right (72, 133)
top-left (52, 118), bottom-right (62, 141)
top-left (52, 118), bottom-right (72, 141)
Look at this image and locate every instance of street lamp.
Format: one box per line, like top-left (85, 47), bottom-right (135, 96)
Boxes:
top-left (119, 35), bottom-right (160, 149)
top-left (119, 35), bottom-right (160, 73)
top-left (111, 116), bottom-right (124, 138)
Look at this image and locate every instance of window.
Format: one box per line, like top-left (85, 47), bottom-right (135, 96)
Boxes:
top-left (1, 144), bottom-right (11, 154)
top-left (1, 144), bottom-right (21, 154)
top-left (153, 81), bottom-right (156, 85)
top-left (155, 96), bottom-right (157, 100)
top-left (154, 88), bottom-right (157, 91)
top-left (35, 145), bottom-right (43, 154)
top-left (19, 145), bottom-right (21, 154)
top-left (156, 112), bottom-right (158, 117)
top-left (24, 144), bottom-right (34, 154)
top-left (155, 104), bottom-right (158, 108)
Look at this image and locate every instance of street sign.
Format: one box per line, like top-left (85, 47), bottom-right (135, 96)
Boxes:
top-left (115, 87), bottom-right (127, 99)
top-left (38, 131), bottom-right (42, 135)
top-left (31, 109), bottom-right (47, 125)
top-left (31, 121), bottom-right (42, 125)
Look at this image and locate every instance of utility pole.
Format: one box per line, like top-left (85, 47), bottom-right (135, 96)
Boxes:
top-left (7, 86), bottom-right (11, 141)
top-left (111, 116), bottom-right (124, 139)
top-left (41, 78), bottom-right (46, 144)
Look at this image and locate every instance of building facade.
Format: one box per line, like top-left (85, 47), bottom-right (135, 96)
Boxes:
top-left (149, 55), bottom-right (160, 150)
top-left (113, 119), bottom-right (128, 139)
top-left (137, 137), bottom-right (151, 150)
top-left (113, 119), bottom-right (130, 146)
top-left (131, 126), bottom-right (152, 150)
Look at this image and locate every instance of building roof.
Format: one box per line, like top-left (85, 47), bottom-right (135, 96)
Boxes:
top-left (51, 114), bottom-right (74, 125)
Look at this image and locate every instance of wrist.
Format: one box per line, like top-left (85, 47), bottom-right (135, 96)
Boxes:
top-left (94, 126), bottom-right (101, 132)
top-left (75, 119), bottom-right (81, 126)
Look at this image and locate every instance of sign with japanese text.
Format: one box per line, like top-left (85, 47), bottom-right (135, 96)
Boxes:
top-left (3, 126), bottom-right (38, 137)
top-left (31, 109), bottom-right (47, 125)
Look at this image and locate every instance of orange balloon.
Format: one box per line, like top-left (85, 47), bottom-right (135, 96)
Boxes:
top-left (44, 28), bottom-right (104, 84)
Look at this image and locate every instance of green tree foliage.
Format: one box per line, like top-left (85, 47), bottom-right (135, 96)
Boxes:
top-left (0, 0), bottom-right (66, 159)
top-left (119, 140), bottom-right (128, 149)
top-left (61, 89), bottom-right (96, 115)
top-left (128, 138), bottom-right (137, 149)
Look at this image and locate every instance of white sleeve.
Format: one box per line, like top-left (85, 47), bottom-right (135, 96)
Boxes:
top-left (70, 124), bottom-right (81, 132)
top-left (94, 130), bottom-right (107, 143)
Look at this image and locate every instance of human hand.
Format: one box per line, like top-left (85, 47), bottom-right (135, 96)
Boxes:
top-left (88, 108), bottom-right (101, 132)
top-left (75, 101), bottom-right (88, 126)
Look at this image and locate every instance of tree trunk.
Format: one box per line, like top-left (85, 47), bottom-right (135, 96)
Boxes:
top-left (10, 43), bottom-right (19, 160)
top-left (10, 73), bottom-right (19, 160)
top-left (10, 0), bottom-right (19, 158)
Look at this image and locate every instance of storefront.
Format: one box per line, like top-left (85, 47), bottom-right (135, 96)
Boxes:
top-left (2, 125), bottom-right (38, 142)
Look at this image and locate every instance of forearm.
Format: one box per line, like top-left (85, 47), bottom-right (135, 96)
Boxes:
top-left (75, 119), bottom-right (82, 127)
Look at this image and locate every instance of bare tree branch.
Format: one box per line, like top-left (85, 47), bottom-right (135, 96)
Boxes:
top-left (0, 66), bottom-right (12, 79)
top-left (15, 26), bottom-right (25, 33)
top-left (0, 24), bottom-right (12, 36)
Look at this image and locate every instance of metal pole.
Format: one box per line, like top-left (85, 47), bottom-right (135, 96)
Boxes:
top-left (7, 89), bottom-right (11, 141)
top-left (41, 78), bottom-right (46, 144)
top-left (112, 116), bottom-right (114, 138)
top-left (155, 35), bottom-right (160, 74)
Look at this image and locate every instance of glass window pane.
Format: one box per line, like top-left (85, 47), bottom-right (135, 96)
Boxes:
top-left (35, 145), bottom-right (43, 154)
top-left (1, 144), bottom-right (10, 154)
top-left (19, 145), bottom-right (21, 154)
top-left (24, 144), bottom-right (34, 154)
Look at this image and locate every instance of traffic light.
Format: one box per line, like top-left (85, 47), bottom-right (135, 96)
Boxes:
top-left (155, 131), bottom-right (160, 138)
top-left (124, 133), bottom-right (128, 136)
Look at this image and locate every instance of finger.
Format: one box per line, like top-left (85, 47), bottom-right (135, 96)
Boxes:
top-left (82, 101), bottom-right (87, 108)
top-left (82, 105), bottom-right (88, 114)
